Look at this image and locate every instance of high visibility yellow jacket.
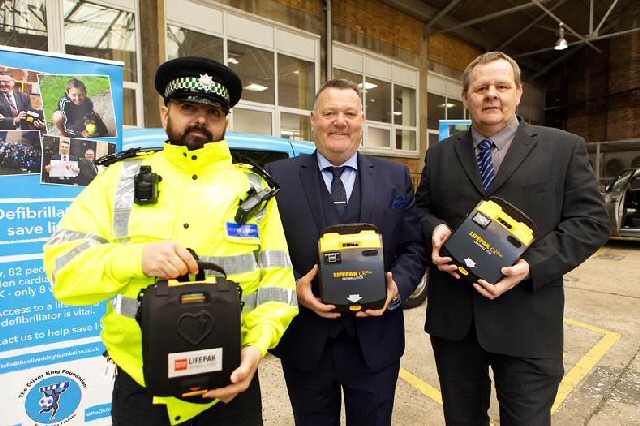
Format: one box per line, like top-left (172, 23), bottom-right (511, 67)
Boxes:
top-left (43, 141), bottom-right (298, 424)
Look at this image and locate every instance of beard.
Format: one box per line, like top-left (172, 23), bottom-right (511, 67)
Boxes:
top-left (165, 117), bottom-right (224, 151)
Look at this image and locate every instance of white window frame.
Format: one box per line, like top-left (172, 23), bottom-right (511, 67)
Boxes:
top-left (333, 42), bottom-right (420, 158)
top-left (45, 0), bottom-right (143, 128)
top-left (166, 1), bottom-right (320, 138)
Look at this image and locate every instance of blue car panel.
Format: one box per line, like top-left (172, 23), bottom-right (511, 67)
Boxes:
top-left (123, 128), bottom-right (315, 159)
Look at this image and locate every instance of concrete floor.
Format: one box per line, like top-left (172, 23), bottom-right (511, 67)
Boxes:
top-left (258, 240), bottom-right (640, 425)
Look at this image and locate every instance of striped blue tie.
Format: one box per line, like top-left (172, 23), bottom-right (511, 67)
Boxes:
top-left (477, 139), bottom-right (495, 191)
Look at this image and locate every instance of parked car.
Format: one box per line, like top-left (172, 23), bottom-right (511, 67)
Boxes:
top-left (602, 167), bottom-right (640, 240)
top-left (122, 128), bottom-right (428, 308)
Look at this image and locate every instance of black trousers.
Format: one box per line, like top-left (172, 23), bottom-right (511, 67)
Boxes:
top-left (281, 332), bottom-right (400, 426)
top-left (111, 368), bottom-right (263, 425)
top-left (431, 326), bottom-right (563, 426)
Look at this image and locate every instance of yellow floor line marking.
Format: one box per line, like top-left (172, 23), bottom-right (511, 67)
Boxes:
top-left (401, 317), bottom-right (620, 416)
top-left (399, 367), bottom-right (442, 405)
top-left (552, 317), bottom-right (620, 413)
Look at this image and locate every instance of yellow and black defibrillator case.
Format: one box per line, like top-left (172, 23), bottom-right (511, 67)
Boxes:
top-left (138, 262), bottom-right (242, 403)
top-left (318, 223), bottom-right (387, 312)
top-left (442, 197), bottom-right (536, 284)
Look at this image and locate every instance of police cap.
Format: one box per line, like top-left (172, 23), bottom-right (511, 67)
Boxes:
top-left (155, 56), bottom-right (242, 113)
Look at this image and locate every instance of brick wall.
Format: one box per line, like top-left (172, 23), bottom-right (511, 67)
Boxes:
top-left (428, 34), bottom-right (482, 72)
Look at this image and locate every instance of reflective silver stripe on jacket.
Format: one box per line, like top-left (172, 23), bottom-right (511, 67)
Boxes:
top-left (54, 239), bottom-right (106, 277)
top-left (244, 170), bottom-right (269, 222)
top-left (47, 229), bottom-right (108, 246)
top-left (258, 250), bottom-right (292, 269)
top-left (113, 161), bottom-right (143, 239)
top-left (242, 287), bottom-right (298, 313)
top-left (115, 285), bottom-right (297, 318)
top-left (112, 294), bottom-right (139, 318)
top-left (199, 253), bottom-right (258, 276)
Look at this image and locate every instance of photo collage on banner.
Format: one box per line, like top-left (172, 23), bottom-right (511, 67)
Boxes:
top-left (0, 46), bottom-right (123, 426)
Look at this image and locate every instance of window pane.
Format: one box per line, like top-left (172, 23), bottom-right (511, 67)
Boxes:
top-left (278, 54), bottom-right (314, 110)
top-left (123, 87), bottom-right (137, 126)
top-left (231, 149), bottom-right (288, 166)
top-left (233, 108), bottom-right (272, 135)
top-left (333, 69), bottom-right (362, 86)
top-left (396, 129), bottom-right (416, 151)
top-left (427, 93), bottom-right (446, 129)
top-left (228, 41), bottom-right (274, 104)
top-left (64, 1), bottom-right (138, 82)
top-left (365, 77), bottom-right (391, 123)
top-left (428, 131), bottom-right (440, 146)
top-left (446, 98), bottom-right (464, 120)
top-left (366, 126), bottom-right (390, 148)
top-left (0, 0), bottom-right (48, 51)
top-left (281, 112), bottom-right (311, 141)
top-left (166, 25), bottom-right (223, 62)
top-left (394, 85), bottom-right (416, 126)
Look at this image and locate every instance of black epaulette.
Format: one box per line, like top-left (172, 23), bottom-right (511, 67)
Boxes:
top-left (96, 147), bottom-right (163, 167)
top-left (234, 161), bottom-right (280, 224)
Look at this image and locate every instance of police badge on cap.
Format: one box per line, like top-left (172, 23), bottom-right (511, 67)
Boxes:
top-left (155, 56), bottom-right (242, 113)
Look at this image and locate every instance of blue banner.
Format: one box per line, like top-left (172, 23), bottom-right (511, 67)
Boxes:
top-left (0, 46), bottom-right (122, 425)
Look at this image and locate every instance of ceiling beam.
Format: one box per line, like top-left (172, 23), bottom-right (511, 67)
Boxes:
top-left (380, 0), bottom-right (543, 71)
top-left (436, 1), bottom-right (550, 34)
top-left (422, 0), bottom-right (463, 35)
top-left (498, 0), bottom-right (569, 50)
top-left (532, 0), bottom-right (602, 53)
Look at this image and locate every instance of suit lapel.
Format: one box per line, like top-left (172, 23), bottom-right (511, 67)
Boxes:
top-left (299, 152), bottom-right (326, 233)
top-left (358, 153), bottom-right (376, 223)
top-left (454, 131), bottom-right (485, 194)
top-left (488, 121), bottom-right (537, 194)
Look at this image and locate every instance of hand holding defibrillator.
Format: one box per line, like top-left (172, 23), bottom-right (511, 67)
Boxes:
top-left (203, 345), bottom-right (262, 403)
top-left (296, 265), bottom-right (341, 320)
top-left (141, 241), bottom-right (198, 279)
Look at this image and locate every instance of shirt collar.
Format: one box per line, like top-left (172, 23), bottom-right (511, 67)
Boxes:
top-left (472, 116), bottom-right (520, 151)
top-left (317, 152), bottom-right (358, 171)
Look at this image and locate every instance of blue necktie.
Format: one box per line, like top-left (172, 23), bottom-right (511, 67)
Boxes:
top-left (477, 139), bottom-right (495, 191)
top-left (328, 166), bottom-right (347, 217)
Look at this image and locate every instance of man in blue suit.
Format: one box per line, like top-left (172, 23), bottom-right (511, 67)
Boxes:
top-left (267, 79), bottom-right (427, 425)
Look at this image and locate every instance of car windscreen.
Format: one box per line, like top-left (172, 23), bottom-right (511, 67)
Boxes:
top-left (230, 149), bottom-right (289, 167)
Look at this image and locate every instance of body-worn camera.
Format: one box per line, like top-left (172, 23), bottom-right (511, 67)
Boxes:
top-left (134, 165), bottom-right (162, 204)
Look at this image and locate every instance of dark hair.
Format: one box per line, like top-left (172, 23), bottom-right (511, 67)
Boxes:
top-left (462, 51), bottom-right (522, 92)
top-left (66, 78), bottom-right (87, 93)
top-left (314, 79), bottom-right (362, 110)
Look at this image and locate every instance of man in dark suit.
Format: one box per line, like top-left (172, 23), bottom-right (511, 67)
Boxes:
top-left (76, 148), bottom-right (98, 186)
top-left (44, 139), bottom-right (79, 185)
top-left (0, 71), bottom-right (44, 131)
top-left (267, 79), bottom-right (427, 425)
top-left (416, 51), bottom-right (610, 425)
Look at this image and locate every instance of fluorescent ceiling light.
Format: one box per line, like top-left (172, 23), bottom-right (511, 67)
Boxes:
top-left (227, 57), bottom-right (239, 65)
top-left (393, 111), bottom-right (402, 116)
top-left (438, 103), bottom-right (455, 108)
top-left (357, 82), bottom-right (378, 90)
top-left (244, 83), bottom-right (268, 92)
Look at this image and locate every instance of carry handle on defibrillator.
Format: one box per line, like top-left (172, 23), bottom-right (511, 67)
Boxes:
top-left (321, 223), bottom-right (381, 235)
top-left (174, 260), bottom-right (227, 283)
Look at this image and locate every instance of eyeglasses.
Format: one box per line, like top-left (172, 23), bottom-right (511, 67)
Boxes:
top-left (0, 81), bottom-right (13, 85)
top-left (319, 111), bottom-right (362, 121)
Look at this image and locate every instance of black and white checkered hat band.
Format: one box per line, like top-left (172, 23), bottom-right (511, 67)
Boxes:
top-left (163, 77), bottom-right (229, 102)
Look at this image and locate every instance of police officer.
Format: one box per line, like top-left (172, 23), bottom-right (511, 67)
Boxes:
top-left (43, 56), bottom-right (298, 425)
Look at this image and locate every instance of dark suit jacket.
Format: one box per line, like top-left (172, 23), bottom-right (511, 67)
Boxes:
top-left (416, 118), bottom-right (610, 359)
top-left (267, 152), bottom-right (427, 372)
top-left (77, 158), bottom-right (98, 186)
top-left (0, 91), bottom-right (33, 130)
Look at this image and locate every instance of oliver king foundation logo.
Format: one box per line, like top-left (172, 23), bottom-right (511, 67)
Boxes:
top-left (19, 369), bottom-right (85, 425)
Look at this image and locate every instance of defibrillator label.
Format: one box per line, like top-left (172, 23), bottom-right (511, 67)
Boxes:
top-left (167, 348), bottom-right (223, 378)
top-left (227, 222), bottom-right (259, 238)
